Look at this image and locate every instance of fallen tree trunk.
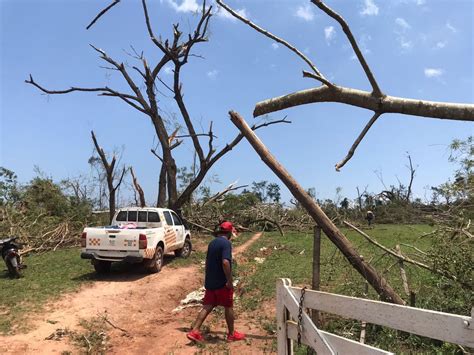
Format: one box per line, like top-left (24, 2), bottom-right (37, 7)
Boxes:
top-left (229, 110), bottom-right (405, 305)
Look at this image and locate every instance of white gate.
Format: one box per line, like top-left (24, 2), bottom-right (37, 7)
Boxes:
top-left (276, 278), bottom-right (474, 354)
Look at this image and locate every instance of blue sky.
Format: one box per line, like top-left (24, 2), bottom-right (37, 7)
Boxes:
top-left (1, 0), bottom-right (472, 204)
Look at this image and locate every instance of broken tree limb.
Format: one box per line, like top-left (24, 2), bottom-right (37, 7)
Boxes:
top-left (229, 110), bottom-right (404, 305)
top-left (343, 221), bottom-right (470, 288)
top-left (254, 85), bottom-right (474, 122)
top-left (396, 244), bottom-right (410, 298)
top-left (202, 181), bottom-right (247, 206)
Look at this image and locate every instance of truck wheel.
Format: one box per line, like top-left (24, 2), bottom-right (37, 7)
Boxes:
top-left (93, 260), bottom-right (111, 274)
top-left (174, 239), bottom-right (192, 258)
top-left (148, 246), bottom-right (164, 273)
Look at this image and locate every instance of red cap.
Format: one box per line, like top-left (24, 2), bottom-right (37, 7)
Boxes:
top-left (215, 221), bottom-right (236, 235)
top-left (219, 221), bottom-right (234, 232)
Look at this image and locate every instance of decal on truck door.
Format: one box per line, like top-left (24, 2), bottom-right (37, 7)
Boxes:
top-left (164, 227), bottom-right (177, 246)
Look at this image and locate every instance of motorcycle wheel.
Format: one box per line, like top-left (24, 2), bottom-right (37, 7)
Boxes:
top-left (7, 256), bottom-right (21, 278)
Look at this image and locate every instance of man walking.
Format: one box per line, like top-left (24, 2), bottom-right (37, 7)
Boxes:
top-left (186, 221), bottom-right (246, 343)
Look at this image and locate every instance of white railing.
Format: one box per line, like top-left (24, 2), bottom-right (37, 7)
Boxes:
top-left (276, 278), bottom-right (474, 354)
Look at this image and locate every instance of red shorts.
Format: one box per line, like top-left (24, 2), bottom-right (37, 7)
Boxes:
top-left (203, 286), bottom-right (233, 307)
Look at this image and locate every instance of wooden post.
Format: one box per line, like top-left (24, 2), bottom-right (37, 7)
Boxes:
top-left (277, 279), bottom-right (293, 355)
top-left (229, 111), bottom-right (404, 305)
top-left (311, 225), bottom-right (321, 328)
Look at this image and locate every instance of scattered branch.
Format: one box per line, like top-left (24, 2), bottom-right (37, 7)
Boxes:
top-left (343, 220), bottom-right (470, 288)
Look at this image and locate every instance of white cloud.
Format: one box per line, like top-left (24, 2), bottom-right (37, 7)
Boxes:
top-left (271, 43), bottom-right (279, 50)
top-left (295, 4), bottom-right (314, 21)
top-left (424, 68), bottom-right (444, 78)
top-left (446, 21), bottom-right (457, 33)
top-left (207, 69), bottom-right (219, 79)
top-left (416, 0), bottom-right (426, 4)
top-left (166, 0), bottom-right (199, 13)
top-left (399, 37), bottom-right (413, 49)
top-left (360, 0), bottom-right (379, 16)
top-left (395, 17), bottom-right (411, 30)
top-left (324, 26), bottom-right (336, 44)
top-left (163, 66), bottom-right (173, 75)
top-left (216, 6), bottom-right (248, 21)
top-left (435, 41), bottom-right (447, 49)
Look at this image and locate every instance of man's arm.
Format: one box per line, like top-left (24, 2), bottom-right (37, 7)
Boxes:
top-left (222, 259), bottom-right (233, 289)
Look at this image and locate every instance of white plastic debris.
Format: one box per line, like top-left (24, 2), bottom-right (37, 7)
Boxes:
top-left (254, 257), bottom-right (266, 264)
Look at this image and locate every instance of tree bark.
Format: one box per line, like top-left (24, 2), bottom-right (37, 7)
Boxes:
top-left (157, 163), bottom-right (167, 207)
top-left (229, 111), bottom-right (405, 305)
top-left (254, 85), bottom-right (474, 122)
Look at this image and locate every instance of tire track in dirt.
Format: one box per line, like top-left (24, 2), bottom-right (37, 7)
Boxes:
top-left (0, 232), bottom-right (271, 354)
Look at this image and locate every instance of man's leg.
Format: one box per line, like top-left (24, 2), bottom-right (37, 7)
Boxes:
top-left (224, 306), bottom-right (235, 334)
top-left (191, 304), bottom-right (214, 331)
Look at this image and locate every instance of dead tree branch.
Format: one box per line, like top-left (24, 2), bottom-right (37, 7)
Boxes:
top-left (343, 220), bottom-right (469, 288)
top-left (86, 0), bottom-right (121, 30)
top-left (311, 0), bottom-right (382, 96)
top-left (202, 181), bottom-right (248, 206)
top-left (215, 0), bottom-right (332, 87)
top-left (254, 85), bottom-right (474, 121)
top-left (335, 112), bottom-right (381, 171)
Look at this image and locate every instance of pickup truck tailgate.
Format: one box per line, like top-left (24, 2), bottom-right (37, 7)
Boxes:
top-left (84, 228), bottom-right (139, 251)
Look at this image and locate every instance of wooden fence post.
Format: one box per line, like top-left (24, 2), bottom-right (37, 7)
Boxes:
top-left (311, 225), bottom-right (321, 328)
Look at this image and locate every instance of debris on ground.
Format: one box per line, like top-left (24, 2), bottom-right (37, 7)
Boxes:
top-left (254, 257), bottom-right (266, 264)
top-left (172, 280), bottom-right (240, 313)
top-left (45, 328), bottom-right (70, 341)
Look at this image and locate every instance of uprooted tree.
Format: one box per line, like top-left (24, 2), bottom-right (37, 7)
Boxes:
top-left (26, 0), bottom-right (288, 212)
top-left (218, 0), bottom-right (473, 304)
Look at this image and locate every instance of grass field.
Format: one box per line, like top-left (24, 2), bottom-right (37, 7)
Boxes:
top-left (0, 247), bottom-right (93, 334)
top-left (237, 224), bottom-right (470, 353)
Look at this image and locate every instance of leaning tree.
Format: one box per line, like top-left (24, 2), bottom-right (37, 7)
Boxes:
top-left (218, 0), bottom-right (473, 304)
top-left (26, 0), bottom-right (288, 211)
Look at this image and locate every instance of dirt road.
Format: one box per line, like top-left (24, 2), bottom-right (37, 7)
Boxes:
top-left (0, 232), bottom-right (275, 354)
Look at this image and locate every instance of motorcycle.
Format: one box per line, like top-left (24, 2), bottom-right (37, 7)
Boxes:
top-left (0, 236), bottom-right (26, 278)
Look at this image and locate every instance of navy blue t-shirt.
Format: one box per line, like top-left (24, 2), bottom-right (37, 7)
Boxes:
top-left (204, 236), bottom-right (232, 290)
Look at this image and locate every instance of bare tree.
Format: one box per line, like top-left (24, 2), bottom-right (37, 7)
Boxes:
top-left (217, 0), bottom-right (474, 172)
top-left (405, 154), bottom-right (416, 203)
top-left (130, 167), bottom-right (146, 208)
top-left (91, 131), bottom-right (127, 223)
top-left (26, 0), bottom-right (288, 211)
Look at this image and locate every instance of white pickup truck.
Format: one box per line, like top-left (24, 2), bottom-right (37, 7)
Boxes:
top-left (81, 207), bottom-right (192, 274)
